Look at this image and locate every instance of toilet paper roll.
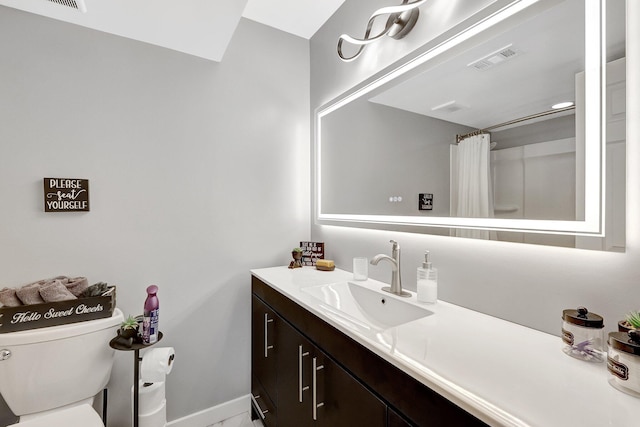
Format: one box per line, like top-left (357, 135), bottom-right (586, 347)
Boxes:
top-left (133, 380), bottom-right (166, 416)
top-left (139, 399), bottom-right (167, 427)
top-left (140, 347), bottom-right (175, 383)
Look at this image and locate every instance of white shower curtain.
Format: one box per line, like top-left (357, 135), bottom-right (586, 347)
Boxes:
top-left (452, 133), bottom-right (496, 239)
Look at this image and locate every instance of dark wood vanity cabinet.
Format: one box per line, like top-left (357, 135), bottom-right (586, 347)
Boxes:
top-left (252, 293), bottom-right (386, 427)
top-left (276, 316), bottom-right (387, 427)
top-left (251, 296), bottom-right (278, 427)
top-left (252, 297), bottom-right (277, 400)
top-left (251, 276), bottom-right (488, 427)
top-left (389, 408), bottom-right (414, 427)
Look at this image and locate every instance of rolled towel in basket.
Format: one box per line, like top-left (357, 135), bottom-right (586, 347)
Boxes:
top-left (81, 282), bottom-right (110, 298)
top-left (16, 282), bottom-right (45, 305)
top-left (64, 277), bottom-right (88, 297)
top-left (0, 287), bottom-right (22, 307)
top-left (39, 280), bottom-right (77, 303)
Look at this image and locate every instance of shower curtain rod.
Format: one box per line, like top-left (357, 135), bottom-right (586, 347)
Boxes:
top-left (455, 105), bottom-right (576, 143)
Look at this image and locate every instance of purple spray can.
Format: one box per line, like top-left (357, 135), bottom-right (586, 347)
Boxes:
top-left (143, 285), bottom-right (159, 344)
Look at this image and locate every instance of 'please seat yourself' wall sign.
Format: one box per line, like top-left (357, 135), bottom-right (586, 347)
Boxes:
top-left (43, 178), bottom-right (90, 212)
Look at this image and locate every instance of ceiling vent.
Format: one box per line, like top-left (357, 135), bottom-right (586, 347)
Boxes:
top-left (46, 0), bottom-right (87, 13)
top-left (468, 44), bottom-right (521, 71)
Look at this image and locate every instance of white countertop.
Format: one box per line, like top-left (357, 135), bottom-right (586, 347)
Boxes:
top-left (251, 266), bottom-right (640, 427)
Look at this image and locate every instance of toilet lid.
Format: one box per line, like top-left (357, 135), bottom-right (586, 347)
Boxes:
top-left (9, 404), bottom-right (103, 427)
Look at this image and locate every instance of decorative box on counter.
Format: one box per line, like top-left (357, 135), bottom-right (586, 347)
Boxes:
top-left (0, 287), bottom-right (116, 333)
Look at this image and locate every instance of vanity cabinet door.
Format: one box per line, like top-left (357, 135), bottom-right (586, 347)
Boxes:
top-left (275, 316), bottom-right (314, 427)
top-left (275, 316), bottom-right (386, 427)
top-left (251, 376), bottom-right (277, 427)
top-left (252, 295), bottom-right (278, 406)
top-left (388, 407), bottom-right (413, 427)
top-left (315, 350), bottom-right (387, 427)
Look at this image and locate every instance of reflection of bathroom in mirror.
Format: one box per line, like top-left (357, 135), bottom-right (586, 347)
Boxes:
top-left (317, 0), bottom-right (626, 251)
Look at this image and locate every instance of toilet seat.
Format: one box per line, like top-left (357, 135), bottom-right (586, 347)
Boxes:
top-left (8, 404), bottom-right (104, 427)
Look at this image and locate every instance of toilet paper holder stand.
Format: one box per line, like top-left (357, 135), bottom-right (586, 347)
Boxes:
top-left (110, 331), bottom-right (164, 427)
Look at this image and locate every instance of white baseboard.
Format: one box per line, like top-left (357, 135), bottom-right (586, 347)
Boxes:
top-left (166, 395), bottom-right (250, 427)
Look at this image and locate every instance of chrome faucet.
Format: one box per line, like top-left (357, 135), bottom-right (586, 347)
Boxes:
top-left (370, 240), bottom-right (411, 298)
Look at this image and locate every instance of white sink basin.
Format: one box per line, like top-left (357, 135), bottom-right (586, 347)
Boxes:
top-left (302, 281), bottom-right (432, 330)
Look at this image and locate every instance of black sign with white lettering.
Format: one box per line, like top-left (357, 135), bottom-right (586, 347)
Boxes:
top-left (0, 287), bottom-right (115, 333)
top-left (43, 178), bottom-right (90, 212)
top-left (300, 241), bottom-right (324, 266)
top-left (419, 193), bottom-right (433, 211)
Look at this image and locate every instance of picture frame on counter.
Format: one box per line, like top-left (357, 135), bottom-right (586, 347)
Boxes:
top-left (300, 241), bottom-right (324, 266)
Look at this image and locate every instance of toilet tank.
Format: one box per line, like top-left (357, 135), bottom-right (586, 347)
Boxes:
top-left (0, 308), bottom-right (123, 416)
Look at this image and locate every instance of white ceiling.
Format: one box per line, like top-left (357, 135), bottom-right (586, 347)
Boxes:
top-left (0, 0), bottom-right (345, 61)
top-left (243, 0), bottom-right (345, 40)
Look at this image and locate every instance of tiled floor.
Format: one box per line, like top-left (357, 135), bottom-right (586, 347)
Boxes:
top-left (208, 411), bottom-right (263, 427)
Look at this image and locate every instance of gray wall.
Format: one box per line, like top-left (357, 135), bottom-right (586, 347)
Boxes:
top-left (0, 6), bottom-right (309, 425)
top-left (311, 0), bottom-right (640, 336)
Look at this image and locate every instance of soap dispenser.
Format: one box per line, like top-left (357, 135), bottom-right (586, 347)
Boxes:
top-left (417, 251), bottom-right (437, 303)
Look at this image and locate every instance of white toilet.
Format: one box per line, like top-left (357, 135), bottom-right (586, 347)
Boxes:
top-left (0, 308), bottom-right (124, 426)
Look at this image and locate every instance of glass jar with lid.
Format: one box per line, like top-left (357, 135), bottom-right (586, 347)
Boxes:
top-left (608, 330), bottom-right (640, 397)
top-left (562, 306), bottom-right (605, 362)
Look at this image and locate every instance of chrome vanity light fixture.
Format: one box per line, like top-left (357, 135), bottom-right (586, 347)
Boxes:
top-left (337, 0), bottom-right (428, 62)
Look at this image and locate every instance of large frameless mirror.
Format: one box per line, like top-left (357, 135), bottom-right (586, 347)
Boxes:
top-left (315, 0), bottom-right (626, 250)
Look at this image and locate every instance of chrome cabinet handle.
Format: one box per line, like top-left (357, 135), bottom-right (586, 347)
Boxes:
top-left (251, 394), bottom-right (269, 420)
top-left (264, 314), bottom-right (274, 358)
top-left (312, 357), bottom-right (325, 420)
top-left (298, 345), bottom-right (310, 402)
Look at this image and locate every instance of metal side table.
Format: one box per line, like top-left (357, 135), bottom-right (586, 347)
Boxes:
top-left (110, 332), bottom-right (163, 427)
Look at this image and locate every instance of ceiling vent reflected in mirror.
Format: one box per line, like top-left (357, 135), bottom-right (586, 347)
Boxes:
top-left (45, 0), bottom-right (87, 13)
top-left (431, 100), bottom-right (469, 114)
top-left (468, 44), bottom-right (522, 71)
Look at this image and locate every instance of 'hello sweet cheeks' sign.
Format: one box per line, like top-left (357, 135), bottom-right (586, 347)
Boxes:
top-left (11, 303), bottom-right (104, 325)
top-left (43, 178), bottom-right (90, 212)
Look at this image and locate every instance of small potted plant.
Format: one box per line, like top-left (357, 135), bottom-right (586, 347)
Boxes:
top-left (112, 315), bottom-right (140, 348)
top-left (619, 311), bottom-right (640, 332)
top-left (289, 247), bottom-right (304, 269)
top-left (119, 315), bottom-right (140, 339)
